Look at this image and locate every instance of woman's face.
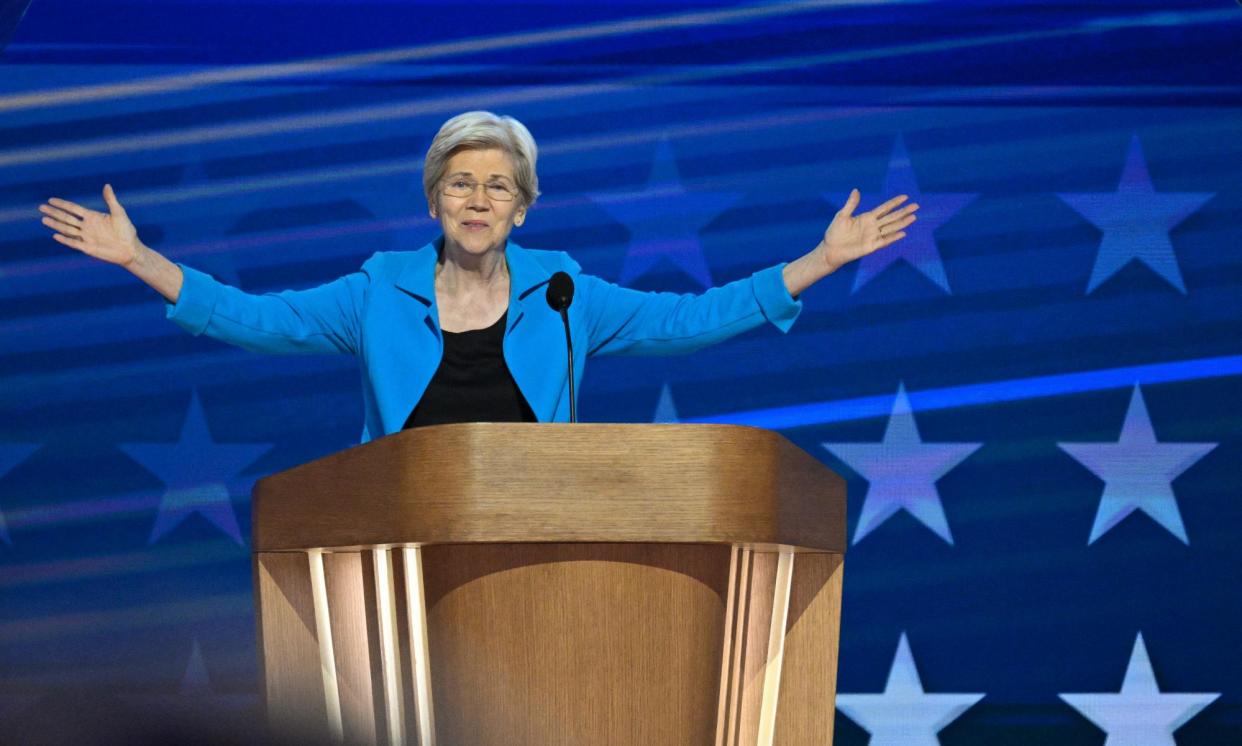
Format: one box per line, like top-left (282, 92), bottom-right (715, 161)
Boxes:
top-left (431, 147), bottom-right (526, 258)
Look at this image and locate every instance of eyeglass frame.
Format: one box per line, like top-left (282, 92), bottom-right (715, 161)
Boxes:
top-left (440, 175), bottom-right (519, 202)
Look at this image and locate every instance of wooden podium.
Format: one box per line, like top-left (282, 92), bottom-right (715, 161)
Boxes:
top-left (251, 424), bottom-right (847, 746)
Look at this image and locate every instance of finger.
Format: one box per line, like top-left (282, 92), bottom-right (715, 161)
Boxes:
top-left (880, 213), bottom-right (918, 233)
top-left (870, 194), bottom-right (909, 218)
top-left (103, 183), bottom-right (126, 215)
top-left (837, 188), bottom-right (861, 217)
top-left (42, 215), bottom-right (82, 235)
top-left (887, 202), bottom-right (919, 220)
top-left (52, 232), bottom-right (85, 248)
top-left (40, 204), bottom-right (84, 225)
top-left (877, 231), bottom-right (907, 250)
top-left (47, 198), bottom-right (91, 220)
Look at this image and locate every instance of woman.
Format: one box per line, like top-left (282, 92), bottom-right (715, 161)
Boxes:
top-left (38, 111), bottom-right (918, 442)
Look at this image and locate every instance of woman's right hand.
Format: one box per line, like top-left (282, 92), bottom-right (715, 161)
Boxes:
top-left (39, 184), bottom-right (143, 267)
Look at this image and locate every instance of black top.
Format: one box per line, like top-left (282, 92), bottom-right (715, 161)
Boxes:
top-left (404, 311), bottom-right (536, 429)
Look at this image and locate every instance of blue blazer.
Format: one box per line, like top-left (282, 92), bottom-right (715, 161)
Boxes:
top-left (166, 238), bottom-right (802, 442)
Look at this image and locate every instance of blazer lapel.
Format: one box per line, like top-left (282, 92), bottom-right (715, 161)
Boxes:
top-left (393, 238), bottom-right (553, 334)
top-left (504, 240), bottom-right (555, 335)
top-left (393, 238), bottom-right (443, 337)
top-left (384, 237), bottom-right (559, 425)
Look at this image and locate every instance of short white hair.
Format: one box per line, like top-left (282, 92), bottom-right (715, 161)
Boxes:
top-left (423, 111), bottom-right (541, 209)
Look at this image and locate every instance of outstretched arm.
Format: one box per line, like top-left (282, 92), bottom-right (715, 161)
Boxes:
top-left (580, 189), bottom-right (919, 357)
top-left (39, 184), bottom-right (184, 303)
top-left (782, 189), bottom-right (919, 297)
top-left (39, 185), bottom-right (366, 356)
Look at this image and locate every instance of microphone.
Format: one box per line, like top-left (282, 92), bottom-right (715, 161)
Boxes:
top-left (545, 271), bottom-right (576, 423)
top-left (546, 271), bottom-right (574, 311)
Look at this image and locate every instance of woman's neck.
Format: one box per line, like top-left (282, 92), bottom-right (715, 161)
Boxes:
top-left (437, 239), bottom-right (508, 292)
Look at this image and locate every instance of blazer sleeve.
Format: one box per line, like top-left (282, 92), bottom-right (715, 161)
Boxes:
top-left (579, 263), bottom-right (802, 357)
top-left (163, 256), bottom-right (373, 356)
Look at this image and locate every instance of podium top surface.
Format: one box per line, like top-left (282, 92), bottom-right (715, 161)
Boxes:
top-left (252, 423), bottom-right (846, 553)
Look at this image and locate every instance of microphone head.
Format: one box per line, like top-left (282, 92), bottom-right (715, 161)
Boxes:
top-left (546, 271), bottom-right (575, 312)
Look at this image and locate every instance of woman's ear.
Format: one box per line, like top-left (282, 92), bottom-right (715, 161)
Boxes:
top-left (514, 208), bottom-right (526, 227)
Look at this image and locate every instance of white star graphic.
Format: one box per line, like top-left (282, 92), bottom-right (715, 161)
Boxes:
top-left (1059, 134), bottom-right (1213, 294)
top-left (0, 444), bottom-right (40, 546)
top-left (652, 383), bottom-right (680, 423)
top-left (1059, 633), bottom-right (1219, 745)
top-left (823, 383), bottom-right (981, 545)
top-left (837, 632), bottom-right (984, 746)
top-left (119, 391), bottom-right (273, 546)
top-left (829, 135), bottom-right (976, 294)
top-left (589, 138), bottom-right (742, 289)
top-left (1058, 384), bottom-right (1216, 545)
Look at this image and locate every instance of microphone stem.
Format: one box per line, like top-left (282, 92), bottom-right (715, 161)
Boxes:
top-left (560, 308), bottom-right (576, 423)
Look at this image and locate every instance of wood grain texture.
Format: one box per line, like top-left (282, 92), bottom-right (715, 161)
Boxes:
top-left (773, 553), bottom-right (844, 746)
top-left (259, 545), bottom-right (847, 746)
top-left (252, 425), bottom-right (851, 745)
top-left (372, 549), bottom-right (408, 746)
top-left (756, 551), bottom-right (794, 746)
top-left (398, 548), bottom-right (436, 746)
top-left (714, 547), bottom-right (744, 746)
top-left (322, 551), bottom-right (380, 746)
top-left (254, 552), bottom-right (330, 743)
top-left (252, 424), bottom-right (845, 552)
top-left (718, 549), bottom-right (784, 746)
top-left (421, 543), bottom-right (732, 746)
top-left (359, 550), bottom-right (402, 746)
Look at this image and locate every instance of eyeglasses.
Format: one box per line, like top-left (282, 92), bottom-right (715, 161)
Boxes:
top-left (441, 177), bottom-right (518, 202)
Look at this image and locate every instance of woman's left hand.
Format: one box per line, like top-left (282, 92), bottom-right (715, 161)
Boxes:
top-left (817, 188), bottom-right (919, 273)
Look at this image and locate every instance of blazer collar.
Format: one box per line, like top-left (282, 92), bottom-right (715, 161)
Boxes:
top-left (393, 236), bottom-right (555, 326)
top-left (504, 239), bottom-right (556, 304)
top-left (393, 238), bottom-right (441, 307)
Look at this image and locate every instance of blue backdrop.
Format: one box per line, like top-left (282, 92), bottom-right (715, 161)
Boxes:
top-left (1, 0), bottom-right (1240, 743)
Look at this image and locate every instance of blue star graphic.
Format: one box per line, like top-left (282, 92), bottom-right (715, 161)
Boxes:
top-left (836, 632), bottom-right (985, 746)
top-left (119, 391), bottom-right (273, 546)
top-left (1059, 633), bottom-right (1219, 745)
top-left (180, 637), bottom-right (214, 696)
top-left (652, 383), bottom-right (680, 423)
top-left (0, 444), bottom-right (40, 545)
top-left (121, 638), bottom-right (259, 718)
top-left (1058, 384), bottom-right (1216, 545)
top-left (828, 135), bottom-right (975, 294)
top-left (589, 138), bottom-right (742, 289)
top-left (1059, 134), bottom-right (1213, 294)
top-left (823, 383), bottom-right (981, 545)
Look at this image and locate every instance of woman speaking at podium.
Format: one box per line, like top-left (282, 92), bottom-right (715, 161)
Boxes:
top-left (38, 111), bottom-right (917, 442)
